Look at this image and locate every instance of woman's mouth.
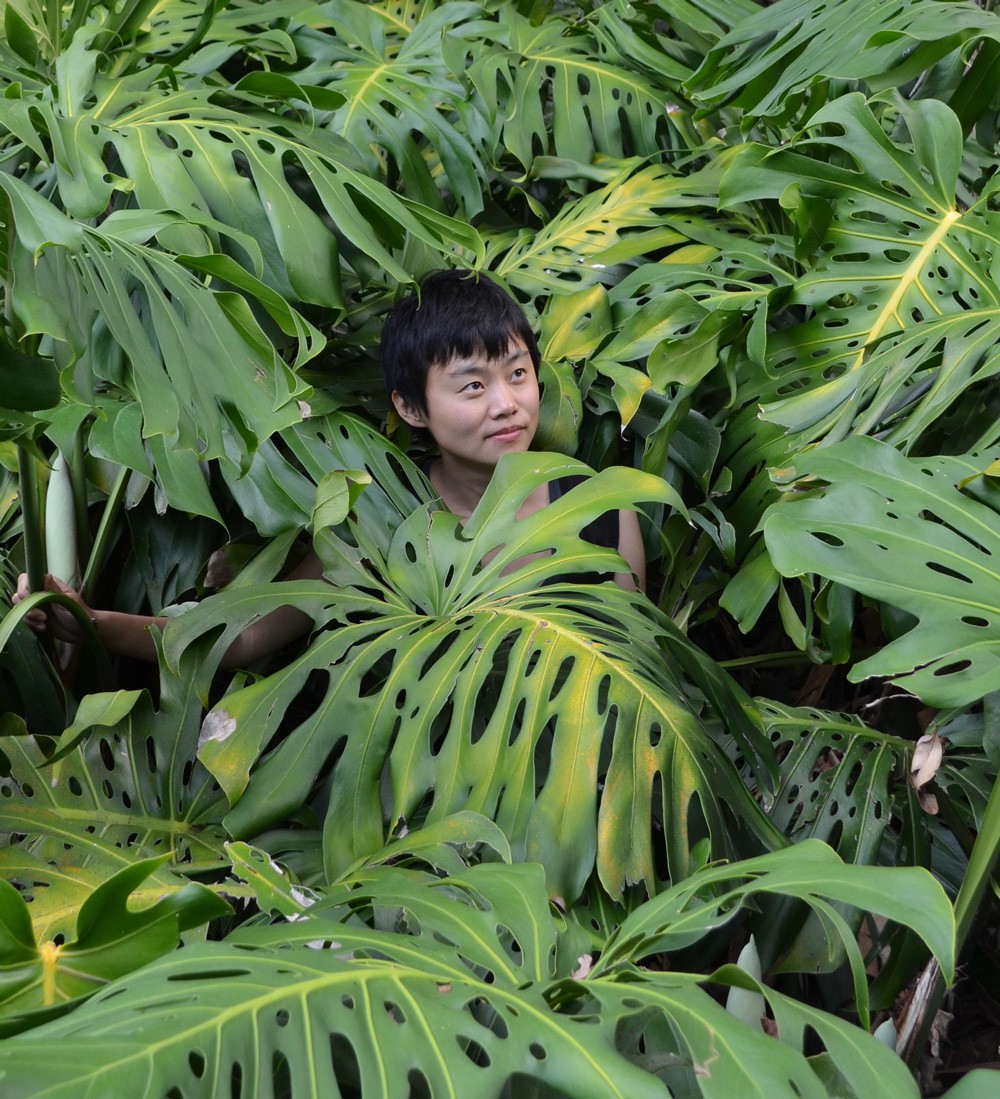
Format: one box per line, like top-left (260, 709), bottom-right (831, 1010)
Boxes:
top-left (489, 426), bottom-right (523, 442)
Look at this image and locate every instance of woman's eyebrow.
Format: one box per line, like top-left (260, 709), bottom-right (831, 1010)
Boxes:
top-left (442, 360), bottom-right (485, 378)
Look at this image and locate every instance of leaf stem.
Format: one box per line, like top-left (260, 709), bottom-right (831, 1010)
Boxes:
top-left (904, 691), bottom-right (1000, 1067)
top-left (17, 445), bottom-right (44, 592)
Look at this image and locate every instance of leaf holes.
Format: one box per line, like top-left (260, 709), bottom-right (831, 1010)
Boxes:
top-left (596, 672), bottom-right (611, 714)
top-left (188, 1050), bottom-right (206, 1078)
top-left (408, 1068), bottom-right (432, 1099)
top-left (341, 994), bottom-right (355, 1009)
top-left (404, 541), bottom-right (418, 563)
top-left (271, 1052), bottom-right (291, 1096)
top-left (384, 1000), bottom-right (406, 1024)
top-left (844, 762), bottom-right (863, 796)
top-left (882, 180), bottom-right (912, 198)
top-left (99, 738), bottom-right (115, 771)
top-left (169, 968), bottom-right (251, 982)
top-left (529, 1042), bottom-right (547, 1060)
top-left (429, 700), bottom-right (454, 757)
top-left (68, 775), bottom-right (83, 796)
top-left (420, 629), bottom-right (462, 678)
top-left (475, 1001), bottom-right (509, 1040)
top-left (810, 531), bottom-right (845, 548)
top-left (276, 1008), bottom-right (290, 1027)
top-left (961, 615), bottom-right (990, 628)
top-left (933, 659), bottom-right (972, 676)
top-left (457, 1034), bottom-right (491, 1067)
top-left (925, 561), bottom-right (973, 584)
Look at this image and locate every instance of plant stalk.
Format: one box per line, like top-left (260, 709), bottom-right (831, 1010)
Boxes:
top-left (17, 445), bottom-right (44, 592)
top-left (903, 692), bottom-right (1000, 1068)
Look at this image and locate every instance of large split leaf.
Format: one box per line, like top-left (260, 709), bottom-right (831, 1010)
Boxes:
top-left (296, 0), bottom-right (494, 216)
top-left (0, 662), bottom-right (231, 943)
top-left (165, 451), bottom-right (777, 900)
top-left (719, 93), bottom-right (1000, 458)
top-left (0, 856), bottom-right (228, 1037)
top-left (689, 0), bottom-right (998, 126)
top-left (462, 7), bottom-right (679, 173)
top-left (763, 437), bottom-right (1000, 708)
top-left (0, 849), bottom-right (948, 1097)
top-left (0, 177), bottom-right (311, 510)
top-left (756, 700), bottom-right (902, 863)
top-left (495, 163), bottom-right (719, 297)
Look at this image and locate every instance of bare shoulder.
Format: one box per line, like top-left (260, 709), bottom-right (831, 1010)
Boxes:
top-left (615, 509), bottom-right (645, 593)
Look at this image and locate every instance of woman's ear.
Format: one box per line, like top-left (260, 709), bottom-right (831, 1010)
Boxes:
top-left (391, 390), bottom-right (426, 428)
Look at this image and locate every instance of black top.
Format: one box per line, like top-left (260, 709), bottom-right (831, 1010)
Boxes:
top-left (547, 475), bottom-right (620, 585)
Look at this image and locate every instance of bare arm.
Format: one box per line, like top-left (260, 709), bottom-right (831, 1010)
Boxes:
top-left (13, 573), bottom-right (164, 659)
top-left (614, 508), bottom-right (646, 594)
top-left (214, 550), bottom-right (323, 668)
top-left (14, 549), bottom-right (326, 669)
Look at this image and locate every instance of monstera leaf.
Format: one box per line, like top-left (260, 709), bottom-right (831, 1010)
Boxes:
top-left (0, 657), bottom-right (233, 946)
top-left (0, 847), bottom-right (950, 1097)
top-left (461, 7), bottom-right (679, 173)
top-left (0, 4), bottom-right (481, 492)
top-left (689, 0), bottom-right (998, 125)
top-left (755, 700), bottom-right (903, 864)
top-left (719, 93), bottom-right (1000, 458)
top-left (163, 450), bottom-right (778, 901)
top-left (0, 856), bottom-right (228, 1037)
top-left (495, 163), bottom-right (717, 297)
top-left (763, 437), bottom-right (1000, 708)
top-left (295, 0), bottom-right (494, 217)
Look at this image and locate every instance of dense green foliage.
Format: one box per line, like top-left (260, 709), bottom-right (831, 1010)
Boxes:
top-left (2, 0), bottom-right (1000, 1095)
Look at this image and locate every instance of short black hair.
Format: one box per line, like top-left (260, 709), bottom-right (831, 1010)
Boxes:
top-left (381, 268), bottom-right (540, 415)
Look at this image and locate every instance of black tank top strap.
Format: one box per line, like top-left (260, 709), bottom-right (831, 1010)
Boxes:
top-left (548, 475), bottom-right (619, 549)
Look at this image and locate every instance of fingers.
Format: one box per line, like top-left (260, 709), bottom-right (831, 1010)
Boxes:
top-left (12, 573), bottom-right (30, 606)
top-left (10, 573), bottom-right (90, 640)
top-left (43, 574), bottom-right (78, 597)
top-left (12, 573), bottom-right (46, 633)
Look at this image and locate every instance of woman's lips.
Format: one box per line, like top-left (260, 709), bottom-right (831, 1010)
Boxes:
top-left (489, 425), bottom-right (524, 442)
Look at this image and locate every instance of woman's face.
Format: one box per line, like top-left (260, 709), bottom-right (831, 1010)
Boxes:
top-left (393, 338), bottom-right (539, 475)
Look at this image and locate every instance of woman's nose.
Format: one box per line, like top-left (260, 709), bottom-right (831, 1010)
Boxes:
top-left (490, 382), bottom-right (517, 414)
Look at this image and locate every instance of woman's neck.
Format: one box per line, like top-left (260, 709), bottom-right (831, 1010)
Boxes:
top-left (428, 456), bottom-right (550, 522)
top-left (427, 457), bottom-right (494, 518)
